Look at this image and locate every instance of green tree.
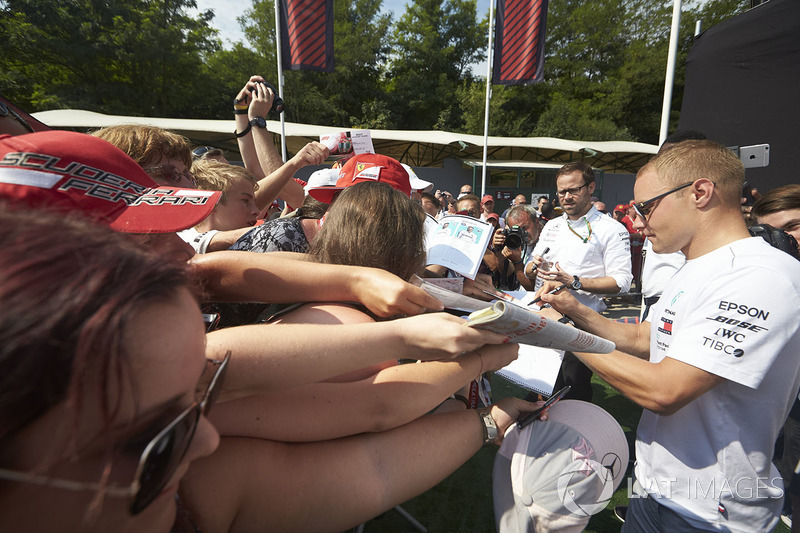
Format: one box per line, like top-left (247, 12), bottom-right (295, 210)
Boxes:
top-left (388, 0), bottom-right (487, 130)
top-left (239, 0), bottom-right (392, 127)
top-left (0, 0), bottom-right (221, 116)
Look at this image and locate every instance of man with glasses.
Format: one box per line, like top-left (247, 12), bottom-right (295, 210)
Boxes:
top-left (539, 141), bottom-right (800, 532)
top-left (525, 161), bottom-right (632, 401)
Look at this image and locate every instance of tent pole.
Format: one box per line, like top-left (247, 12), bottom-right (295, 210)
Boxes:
top-left (274, 0), bottom-right (288, 162)
top-left (480, 0), bottom-right (496, 197)
top-left (659, 0), bottom-right (682, 146)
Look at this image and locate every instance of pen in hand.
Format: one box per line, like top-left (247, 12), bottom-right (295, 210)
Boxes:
top-left (527, 247), bottom-right (550, 275)
top-left (528, 283), bottom-right (568, 306)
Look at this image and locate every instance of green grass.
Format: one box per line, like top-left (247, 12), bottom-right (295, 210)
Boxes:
top-left (360, 376), bottom-right (791, 533)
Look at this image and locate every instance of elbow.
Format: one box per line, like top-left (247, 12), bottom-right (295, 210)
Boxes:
top-left (645, 390), bottom-right (688, 416)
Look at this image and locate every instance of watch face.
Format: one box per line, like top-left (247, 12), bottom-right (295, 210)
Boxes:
top-left (251, 117), bottom-right (267, 128)
top-left (572, 277), bottom-right (582, 290)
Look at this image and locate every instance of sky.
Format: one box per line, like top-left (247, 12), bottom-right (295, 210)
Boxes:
top-left (191, 0), bottom-right (492, 74)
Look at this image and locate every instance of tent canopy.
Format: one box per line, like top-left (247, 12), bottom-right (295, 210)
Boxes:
top-left (33, 108), bottom-right (657, 173)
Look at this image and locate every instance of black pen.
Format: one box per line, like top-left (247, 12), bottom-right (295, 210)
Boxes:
top-left (527, 247), bottom-right (550, 275)
top-left (528, 283), bottom-right (568, 306)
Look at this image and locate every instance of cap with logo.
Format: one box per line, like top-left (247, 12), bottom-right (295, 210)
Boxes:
top-left (0, 131), bottom-right (220, 233)
top-left (307, 153), bottom-right (412, 203)
top-left (493, 400), bottom-right (629, 532)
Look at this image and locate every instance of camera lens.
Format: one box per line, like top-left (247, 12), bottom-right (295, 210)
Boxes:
top-left (505, 233), bottom-right (522, 249)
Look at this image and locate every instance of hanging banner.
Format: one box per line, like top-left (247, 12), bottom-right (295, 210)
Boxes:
top-left (279, 0), bottom-right (334, 72)
top-left (492, 0), bottom-right (548, 85)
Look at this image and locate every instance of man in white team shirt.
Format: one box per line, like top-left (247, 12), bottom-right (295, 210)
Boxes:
top-left (538, 140), bottom-right (800, 532)
top-left (525, 161), bottom-right (632, 401)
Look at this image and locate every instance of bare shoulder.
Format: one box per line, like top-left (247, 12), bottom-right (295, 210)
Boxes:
top-left (273, 302), bottom-right (374, 325)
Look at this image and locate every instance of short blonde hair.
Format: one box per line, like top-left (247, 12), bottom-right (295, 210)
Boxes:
top-left (639, 140), bottom-right (744, 205)
top-left (91, 125), bottom-right (193, 170)
top-left (191, 160), bottom-right (258, 203)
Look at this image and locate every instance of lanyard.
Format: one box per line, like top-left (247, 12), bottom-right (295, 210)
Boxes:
top-left (567, 216), bottom-right (592, 243)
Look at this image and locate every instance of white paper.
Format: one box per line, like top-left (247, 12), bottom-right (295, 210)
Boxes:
top-left (319, 130), bottom-right (375, 160)
top-left (495, 345), bottom-right (564, 396)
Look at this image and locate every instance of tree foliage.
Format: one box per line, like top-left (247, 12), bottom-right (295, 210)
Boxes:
top-left (0, 0), bottom-right (751, 142)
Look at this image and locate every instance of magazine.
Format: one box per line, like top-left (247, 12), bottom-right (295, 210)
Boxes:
top-left (425, 215), bottom-right (493, 280)
top-left (466, 301), bottom-right (616, 354)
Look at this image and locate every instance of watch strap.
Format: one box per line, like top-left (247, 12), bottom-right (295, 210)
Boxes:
top-left (477, 408), bottom-right (498, 445)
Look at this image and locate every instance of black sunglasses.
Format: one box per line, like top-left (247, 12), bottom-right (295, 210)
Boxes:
top-left (0, 351), bottom-right (230, 515)
top-left (632, 182), bottom-right (694, 220)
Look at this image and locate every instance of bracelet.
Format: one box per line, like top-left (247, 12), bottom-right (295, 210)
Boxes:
top-left (233, 108), bottom-right (249, 115)
top-left (234, 123), bottom-right (252, 138)
top-left (233, 103), bottom-right (248, 110)
top-left (474, 349), bottom-right (484, 376)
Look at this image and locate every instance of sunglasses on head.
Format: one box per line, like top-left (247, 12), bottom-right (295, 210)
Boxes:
top-left (143, 164), bottom-right (197, 188)
top-left (632, 182), bottom-right (694, 220)
top-left (0, 351), bottom-right (230, 515)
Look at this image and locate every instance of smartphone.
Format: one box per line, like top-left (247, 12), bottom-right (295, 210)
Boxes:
top-left (516, 385), bottom-right (571, 428)
top-left (742, 182), bottom-right (757, 207)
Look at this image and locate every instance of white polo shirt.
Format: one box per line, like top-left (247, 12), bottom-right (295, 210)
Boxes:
top-left (530, 206), bottom-right (632, 311)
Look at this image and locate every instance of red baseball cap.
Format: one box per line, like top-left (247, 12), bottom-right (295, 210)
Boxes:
top-left (481, 194), bottom-right (494, 205)
top-left (614, 204), bottom-right (628, 213)
top-left (307, 153), bottom-right (412, 203)
top-left (0, 131), bottom-right (221, 233)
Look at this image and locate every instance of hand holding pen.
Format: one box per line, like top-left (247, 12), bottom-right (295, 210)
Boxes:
top-left (528, 283), bottom-right (568, 306)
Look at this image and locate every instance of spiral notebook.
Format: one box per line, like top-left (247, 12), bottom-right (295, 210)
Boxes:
top-left (495, 345), bottom-right (564, 396)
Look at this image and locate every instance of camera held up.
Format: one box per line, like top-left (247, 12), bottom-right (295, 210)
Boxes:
top-left (502, 225), bottom-right (527, 250)
top-left (249, 81), bottom-right (285, 115)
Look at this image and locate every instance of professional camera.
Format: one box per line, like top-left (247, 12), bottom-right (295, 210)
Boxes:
top-left (249, 81), bottom-right (285, 114)
top-left (749, 224), bottom-right (800, 261)
top-left (502, 225), bottom-right (527, 250)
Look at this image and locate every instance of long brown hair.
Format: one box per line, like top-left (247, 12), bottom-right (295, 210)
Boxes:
top-left (0, 205), bottom-right (194, 467)
top-left (309, 181), bottom-right (426, 281)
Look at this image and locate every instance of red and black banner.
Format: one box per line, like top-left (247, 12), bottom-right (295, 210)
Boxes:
top-left (279, 0), bottom-right (334, 72)
top-left (492, 0), bottom-right (548, 85)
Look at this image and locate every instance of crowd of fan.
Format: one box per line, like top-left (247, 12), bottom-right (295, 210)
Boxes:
top-left (1, 76), bottom-right (800, 533)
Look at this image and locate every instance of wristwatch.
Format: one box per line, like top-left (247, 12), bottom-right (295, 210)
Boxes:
top-left (571, 275), bottom-right (582, 291)
top-left (477, 408), bottom-right (498, 445)
top-left (249, 116), bottom-right (267, 129)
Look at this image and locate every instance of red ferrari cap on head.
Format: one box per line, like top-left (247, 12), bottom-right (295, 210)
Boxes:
top-left (307, 153), bottom-right (412, 203)
top-left (0, 131), bottom-right (220, 233)
top-left (614, 204), bottom-right (628, 213)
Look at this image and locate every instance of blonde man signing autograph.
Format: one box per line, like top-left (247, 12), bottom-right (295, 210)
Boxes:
top-left (538, 141), bottom-right (800, 532)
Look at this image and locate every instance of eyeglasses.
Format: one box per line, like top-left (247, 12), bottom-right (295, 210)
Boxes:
top-left (143, 164), bottom-right (197, 188)
top-left (0, 101), bottom-right (35, 134)
top-left (632, 182), bottom-right (694, 220)
top-left (556, 183), bottom-right (589, 197)
top-left (0, 351), bottom-right (230, 515)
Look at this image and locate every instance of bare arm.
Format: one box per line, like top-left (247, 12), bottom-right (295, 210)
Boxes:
top-left (180, 397), bottom-right (541, 533)
top-left (248, 82), bottom-right (284, 176)
top-left (190, 251), bottom-right (445, 316)
top-left (206, 313), bottom-right (510, 394)
top-left (211, 343), bottom-right (518, 441)
top-left (253, 141), bottom-right (329, 212)
top-left (539, 283), bottom-right (650, 357)
top-left (204, 228), bottom-right (251, 252)
top-left (572, 351), bottom-right (725, 415)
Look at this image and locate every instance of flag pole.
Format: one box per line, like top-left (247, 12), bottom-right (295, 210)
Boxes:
top-left (274, 0), bottom-right (288, 162)
top-left (480, 0), bottom-right (496, 198)
top-left (659, 0), bottom-right (681, 146)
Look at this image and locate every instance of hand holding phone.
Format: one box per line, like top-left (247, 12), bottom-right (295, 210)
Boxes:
top-left (516, 385), bottom-right (571, 428)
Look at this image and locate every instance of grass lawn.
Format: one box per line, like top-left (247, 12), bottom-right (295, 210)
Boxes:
top-left (360, 371), bottom-right (791, 532)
